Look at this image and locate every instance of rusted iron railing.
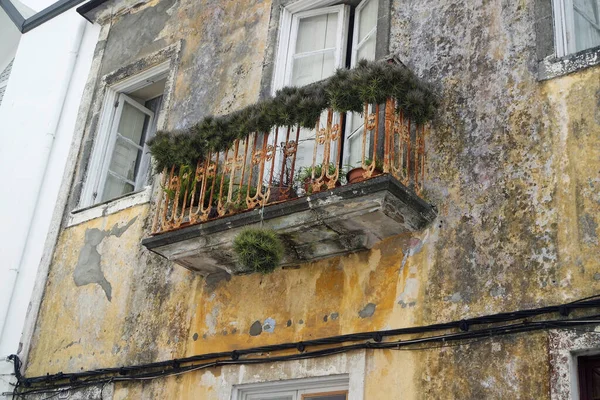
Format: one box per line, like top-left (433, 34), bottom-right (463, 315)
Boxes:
top-left (151, 98), bottom-right (428, 234)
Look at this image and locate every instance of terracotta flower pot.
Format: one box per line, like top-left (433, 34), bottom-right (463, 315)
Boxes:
top-left (346, 167), bottom-right (383, 184)
top-left (302, 177), bottom-right (341, 193)
top-left (269, 186), bottom-right (297, 202)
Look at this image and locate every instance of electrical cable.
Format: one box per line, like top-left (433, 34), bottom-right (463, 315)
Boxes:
top-left (8, 296), bottom-right (600, 397)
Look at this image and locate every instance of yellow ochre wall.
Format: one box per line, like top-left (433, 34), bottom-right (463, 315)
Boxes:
top-left (25, 0), bottom-right (600, 398)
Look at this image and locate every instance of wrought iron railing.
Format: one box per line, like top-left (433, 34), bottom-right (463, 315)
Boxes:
top-left (151, 97), bottom-right (428, 234)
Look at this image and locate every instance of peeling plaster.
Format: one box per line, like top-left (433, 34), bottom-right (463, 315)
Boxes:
top-left (249, 321), bottom-right (262, 336)
top-left (262, 318), bottom-right (276, 333)
top-left (73, 217), bottom-right (137, 300)
top-left (358, 303), bottom-right (376, 318)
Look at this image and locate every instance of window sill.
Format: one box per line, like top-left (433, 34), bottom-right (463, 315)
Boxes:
top-left (538, 46), bottom-right (600, 81)
top-left (68, 186), bottom-right (152, 227)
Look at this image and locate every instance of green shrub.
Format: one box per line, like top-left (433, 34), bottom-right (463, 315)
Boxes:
top-left (363, 158), bottom-right (384, 171)
top-left (148, 60), bottom-right (438, 171)
top-left (296, 163), bottom-right (337, 183)
top-left (233, 228), bottom-right (284, 274)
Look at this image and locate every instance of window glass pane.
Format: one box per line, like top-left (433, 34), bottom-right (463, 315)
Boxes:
top-left (102, 174), bottom-right (134, 202)
top-left (257, 397), bottom-right (293, 400)
top-left (358, 0), bottom-right (377, 42)
top-left (303, 394), bottom-right (347, 400)
top-left (356, 34), bottom-right (376, 62)
top-left (248, 394), bottom-right (295, 400)
top-left (573, 0), bottom-right (600, 52)
top-left (593, 365), bottom-right (600, 399)
top-left (118, 101), bottom-right (148, 145)
top-left (294, 109), bottom-right (340, 168)
top-left (292, 51), bottom-right (335, 86)
top-left (296, 13), bottom-right (339, 53)
top-left (346, 127), bottom-right (367, 167)
top-left (108, 137), bottom-right (141, 181)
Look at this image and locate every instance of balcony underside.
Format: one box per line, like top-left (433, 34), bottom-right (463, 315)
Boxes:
top-left (142, 175), bottom-right (436, 275)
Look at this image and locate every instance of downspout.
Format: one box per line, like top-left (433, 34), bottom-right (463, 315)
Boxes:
top-left (0, 20), bottom-right (86, 347)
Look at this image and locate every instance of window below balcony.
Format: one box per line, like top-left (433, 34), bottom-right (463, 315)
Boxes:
top-left (233, 375), bottom-right (349, 400)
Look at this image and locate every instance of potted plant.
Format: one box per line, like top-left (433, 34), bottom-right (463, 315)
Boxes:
top-left (296, 163), bottom-right (341, 194)
top-left (162, 168), bottom-right (236, 219)
top-left (233, 228), bottom-right (284, 274)
top-left (267, 177), bottom-right (298, 203)
top-left (346, 158), bottom-right (384, 184)
top-left (161, 165), bottom-right (196, 210)
top-left (225, 183), bottom-right (258, 213)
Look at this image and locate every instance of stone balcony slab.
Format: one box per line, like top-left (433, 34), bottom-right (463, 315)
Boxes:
top-left (142, 174), bottom-right (436, 275)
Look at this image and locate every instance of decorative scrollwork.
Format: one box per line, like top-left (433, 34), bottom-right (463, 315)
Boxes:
top-left (366, 113), bottom-right (377, 131)
top-left (265, 144), bottom-right (276, 161)
top-left (151, 102), bottom-right (429, 236)
top-left (330, 124), bottom-right (342, 140)
top-left (283, 140), bottom-right (297, 156)
top-left (316, 127), bottom-right (328, 144)
top-left (251, 150), bottom-right (263, 165)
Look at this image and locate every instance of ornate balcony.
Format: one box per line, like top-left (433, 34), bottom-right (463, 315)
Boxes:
top-left (142, 98), bottom-right (436, 275)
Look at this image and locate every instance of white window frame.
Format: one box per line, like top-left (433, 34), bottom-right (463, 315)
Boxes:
top-left (548, 329), bottom-right (600, 400)
top-left (553, 0), bottom-right (600, 56)
top-left (80, 61), bottom-right (169, 207)
top-left (233, 374), bottom-right (349, 400)
top-left (554, 0), bottom-right (571, 57)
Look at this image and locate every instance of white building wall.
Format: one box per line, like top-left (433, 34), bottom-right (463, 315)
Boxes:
top-left (0, 6), bottom-right (100, 397)
top-left (0, 10), bottom-right (21, 105)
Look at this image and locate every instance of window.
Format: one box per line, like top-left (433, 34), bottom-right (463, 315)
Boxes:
top-left (554, 0), bottom-right (600, 56)
top-left (99, 94), bottom-right (158, 202)
top-left (233, 375), bottom-right (349, 400)
top-left (273, 0), bottom-right (380, 172)
top-left (244, 390), bottom-right (347, 400)
top-left (345, 0), bottom-right (378, 167)
top-left (80, 62), bottom-right (168, 207)
top-left (579, 354), bottom-right (600, 400)
top-left (274, 0), bottom-right (379, 90)
top-left (284, 5), bottom-right (350, 87)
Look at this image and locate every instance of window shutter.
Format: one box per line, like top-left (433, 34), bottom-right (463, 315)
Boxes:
top-left (351, 0), bottom-right (378, 66)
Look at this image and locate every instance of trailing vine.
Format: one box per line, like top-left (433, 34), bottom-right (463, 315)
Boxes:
top-left (148, 60), bottom-right (438, 171)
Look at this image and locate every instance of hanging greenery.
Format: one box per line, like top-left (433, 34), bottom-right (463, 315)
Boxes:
top-left (148, 60), bottom-right (438, 171)
top-left (233, 228), bottom-right (285, 274)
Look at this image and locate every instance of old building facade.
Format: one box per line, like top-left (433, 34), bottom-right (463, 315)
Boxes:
top-left (5, 0), bottom-right (600, 398)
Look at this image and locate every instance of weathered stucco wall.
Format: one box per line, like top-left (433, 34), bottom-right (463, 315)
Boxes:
top-left (25, 0), bottom-right (600, 398)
